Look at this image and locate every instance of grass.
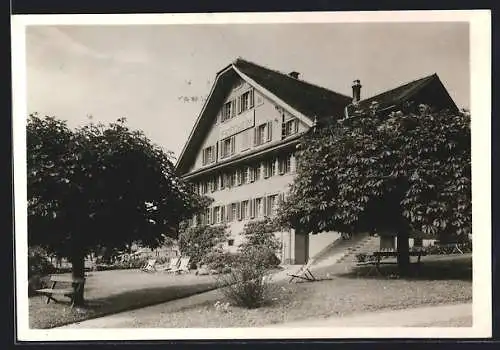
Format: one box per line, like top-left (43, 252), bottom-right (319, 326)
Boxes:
top-left (29, 269), bottom-right (220, 329)
top-left (59, 254), bottom-right (472, 328)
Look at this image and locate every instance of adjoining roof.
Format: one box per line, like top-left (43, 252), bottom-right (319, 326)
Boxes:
top-left (233, 58), bottom-right (352, 120)
top-left (355, 73), bottom-right (457, 112)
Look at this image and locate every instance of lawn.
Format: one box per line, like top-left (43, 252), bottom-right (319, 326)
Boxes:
top-left (60, 254), bottom-right (473, 328)
top-left (29, 269), bottom-right (220, 329)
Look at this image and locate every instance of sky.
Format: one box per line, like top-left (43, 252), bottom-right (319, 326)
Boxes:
top-left (26, 22), bottom-right (470, 159)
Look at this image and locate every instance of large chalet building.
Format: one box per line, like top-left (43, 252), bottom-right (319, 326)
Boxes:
top-left (175, 58), bottom-right (458, 265)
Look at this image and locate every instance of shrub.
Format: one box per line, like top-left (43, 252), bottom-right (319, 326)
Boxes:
top-left (178, 224), bottom-right (228, 267)
top-left (239, 218), bottom-right (281, 253)
top-left (202, 250), bottom-right (238, 272)
top-left (216, 246), bottom-right (279, 309)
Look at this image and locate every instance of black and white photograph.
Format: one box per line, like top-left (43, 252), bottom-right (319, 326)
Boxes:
top-left (12, 10), bottom-right (491, 340)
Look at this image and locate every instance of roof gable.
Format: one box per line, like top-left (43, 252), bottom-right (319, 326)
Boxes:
top-left (176, 58), bottom-right (351, 175)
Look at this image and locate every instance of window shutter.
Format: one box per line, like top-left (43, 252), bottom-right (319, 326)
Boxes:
top-left (249, 89), bottom-right (254, 108)
top-left (219, 141), bottom-right (223, 158)
top-left (279, 158), bottom-right (284, 175)
top-left (231, 136), bottom-right (236, 155)
top-left (226, 204), bottom-right (231, 221)
top-left (249, 199), bottom-right (253, 218)
top-left (264, 162), bottom-right (269, 178)
top-left (237, 169), bottom-right (242, 186)
top-left (281, 122), bottom-right (286, 139)
top-left (221, 206), bottom-right (225, 223)
top-left (215, 143), bottom-right (218, 162)
top-left (250, 167), bottom-right (255, 182)
top-left (237, 202), bottom-right (242, 221)
top-left (263, 197), bottom-right (268, 217)
top-left (294, 119), bottom-right (299, 134)
top-left (253, 127), bottom-right (258, 146)
top-left (237, 96), bottom-right (242, 114)
top-left (267, 121), bottom-right (272, 142)
top-left (202, 149), bottom-right (206, 165)
top-left (231, 99), bottom-right (236, 117)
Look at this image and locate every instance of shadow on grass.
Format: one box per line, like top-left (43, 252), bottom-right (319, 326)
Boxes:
top-left (31, 280), bottom-right (219, 329)
top-left (337, 255), bottom-right (472, 281)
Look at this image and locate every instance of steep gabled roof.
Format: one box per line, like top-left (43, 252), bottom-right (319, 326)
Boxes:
top-left (233, 58), bottom-right (352, 120)
top-left (175, 58), bottom-right (351, 175)
top-left (355, 73), bottom-right (458, 112)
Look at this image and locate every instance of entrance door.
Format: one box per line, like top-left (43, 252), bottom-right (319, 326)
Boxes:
top-left (294, 231), bottom-right (309, 264)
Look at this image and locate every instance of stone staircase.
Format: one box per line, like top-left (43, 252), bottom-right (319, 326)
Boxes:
top-left (336, 235), bottom-right (380, 264)
top-left (312, 233), bottom-right (376, 267)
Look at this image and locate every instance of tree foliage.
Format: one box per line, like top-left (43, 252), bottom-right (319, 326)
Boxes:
top-left (278, 106), bottom-right (471, 256)
top-left (27, 114), bottom-right (209, 304)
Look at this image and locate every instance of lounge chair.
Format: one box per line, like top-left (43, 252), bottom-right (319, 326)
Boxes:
top-left (161, 257), bottom-right (181, 272)
top-left (141, 259), bottom-right (157, 273)
top-left (169, 257), bottom-right (191, 274)
top-left (287, 259), bottom-right (316, 283)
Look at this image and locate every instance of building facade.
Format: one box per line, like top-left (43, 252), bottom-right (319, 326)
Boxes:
top-left (175, 58), bottom-right (458, 264)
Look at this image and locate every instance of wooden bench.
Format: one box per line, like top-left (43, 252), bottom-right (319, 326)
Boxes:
top-left (36, 275), bottom-right (85, 307)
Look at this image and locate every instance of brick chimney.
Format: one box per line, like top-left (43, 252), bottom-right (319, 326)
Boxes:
top-left (289, 71), bottom-right (300, 79)
top-left (352, 79), bottom-right (362, 104)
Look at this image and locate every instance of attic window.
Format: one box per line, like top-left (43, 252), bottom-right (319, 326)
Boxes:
top-left (221, 102), bottom-right (232, 122)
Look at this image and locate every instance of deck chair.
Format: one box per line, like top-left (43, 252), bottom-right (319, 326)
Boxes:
top-left (141, 259), bottom-right (157, 273)
top-left (288, 259), bottom-right (316, 283)
top-left (161, 257), bottom-right (181, 272)
top-left (169, 257), bottom-right (191, 274)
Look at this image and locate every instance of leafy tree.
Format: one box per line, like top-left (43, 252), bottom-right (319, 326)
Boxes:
top-left (178, 224), bottom-right (228, 268)
top-left (278, 106), bottom-right (471, 275)
top-left (27, 114), bottom-right (208, 305)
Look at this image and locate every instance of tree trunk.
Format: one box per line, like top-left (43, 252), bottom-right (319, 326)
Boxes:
top-left (396, 228), bottom-right (410, 276)
top-left (71, 249), bottom-right (85, 307)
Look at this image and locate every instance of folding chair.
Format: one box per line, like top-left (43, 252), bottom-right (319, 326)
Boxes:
top-left (141, 259), bottom-right (157, 272)
top-left (169, 257), bottom-right (191, 274)
top-left (161, 257), bottom-right (181, 272)
top-left (287, 259), bottom-right (316, 283)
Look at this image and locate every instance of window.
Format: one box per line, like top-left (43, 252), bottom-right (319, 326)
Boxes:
top-left (228, 239), bottom-right (235, 246)
top-left (264, 159), bottom-right (275, 178)
top-left (240, 91), bottom-right (250, 113)
top-left (255, 121), bottom-right (272, 146)
top-left (218, 173), bottom-right (225, 190)
top-left (222, 101), bottom-right (232, 122)
top-left (228, 171), bottom-right (236, 187)
top-left (282, 119), bottom-right (299, 138)
top-left (201, 181), bottom-right (209, 194)
top-left (202, 145), bottom-right (215, 165)
top-left (209, 177), bottom-right (217, 192)
top-left (256, 198), bottom-right (263, 218)
top-left (214, 207), bottom-right (221, 224)
top-left (254, 165), bottom-right (261, 181)
top-left (241, 167), bottom-right (249, 184)
top-left (231, 203), bottom-right (237, 222)
top-left (220, 136), bottom-right (235, 158)
top-left (267, 195), bottom-right (278, 216)
top-left (241, 200), bottom-right (249, 219)
top-left (205, 208), bottom-right (212, 225)
top-left (279, 154), bottom-right (292, 174)
top-left (257, 124), bottom-right (266, 145)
